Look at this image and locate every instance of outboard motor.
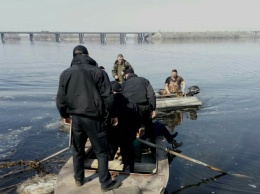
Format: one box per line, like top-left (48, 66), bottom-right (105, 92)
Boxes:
top-left (186, 86), bottom-right (200, 96)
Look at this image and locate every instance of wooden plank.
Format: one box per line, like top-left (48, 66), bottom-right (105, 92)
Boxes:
top-left (84, 159), bottom-right (156, 173)
top-left (84, 159), bottom-right (123, 171)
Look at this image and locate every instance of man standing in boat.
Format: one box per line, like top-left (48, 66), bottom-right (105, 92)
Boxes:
top-left (122, 67), bottom-right (156, 149)
top-left (112, 54), bottom-right (132, 83)
top-left (56, 45), bottom-right (121, 191)
top-left (109, 81), bottom-right (142, 172)
top-left (164, 69), bottom-right (186, 95)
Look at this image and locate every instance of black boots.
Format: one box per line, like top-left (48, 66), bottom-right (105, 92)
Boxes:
top-left (75, 179), bottom-right (84, 187)
top-left (123, 164), bottom-right (134, 173)
top-left (171, 132), bottom-right (178, 139)
top-left (101, 180), bottom-right (121, 192)
top-left (172, 140), bottom-right (183, 149)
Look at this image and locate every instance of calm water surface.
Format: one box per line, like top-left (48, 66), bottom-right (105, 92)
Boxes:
top-left (0, 39), bottom-right (260, 193)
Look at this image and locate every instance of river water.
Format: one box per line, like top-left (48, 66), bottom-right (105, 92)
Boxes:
top-left (0, 38), bottom-right (260, 194)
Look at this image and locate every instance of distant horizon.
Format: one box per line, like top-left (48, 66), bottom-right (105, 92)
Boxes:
top-left (1, 30), bottom-right (259, 33)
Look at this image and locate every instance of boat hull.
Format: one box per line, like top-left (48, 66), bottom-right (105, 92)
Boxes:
top-left (156, 95), bottom-right (202, 111)
top-left (54, 137), bottom-right (169, 194)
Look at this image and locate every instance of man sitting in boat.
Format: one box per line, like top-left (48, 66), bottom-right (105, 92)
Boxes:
top-left (160, 69), bottom-right (186, 96)
top-left (134, 120), bottom-right (183, 163)
top-left (139, 120), bottom-right (182, 149)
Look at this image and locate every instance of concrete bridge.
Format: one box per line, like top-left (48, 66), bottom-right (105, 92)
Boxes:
top-left (0, 31), bottom-right (154, 44)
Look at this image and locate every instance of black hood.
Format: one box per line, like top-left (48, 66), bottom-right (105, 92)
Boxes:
top-left (111, 81), bottom-right (122, 92)
top-left (126, 73), bottom-right (137, 79)
top-left (73, 45), bottom-right (88, 57)
top-left (70, 55), bottom-right (98, 67)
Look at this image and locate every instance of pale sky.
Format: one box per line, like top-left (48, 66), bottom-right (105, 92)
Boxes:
top-left (0, 0), bottom-right (259, 32)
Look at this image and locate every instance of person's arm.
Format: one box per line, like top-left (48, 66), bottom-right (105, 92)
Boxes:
top-left (111, 62), bottom-right (118, 79)
top-left (56, 72), bottom-right (70, 119)
top-left (122, 61), bottom-right (133, 76)
top-left (96, 70), bottom-right (117, 119)
top-left (164, 77), bottom-right (171, 94)
top-left (181, 80), bottom-right (186, 93)
top-left (164, 83), bottom-right (171, 94)
top-left (145, 80), bottom-right (156, 118)
top-left (145, 79), bottom-right (156, 110)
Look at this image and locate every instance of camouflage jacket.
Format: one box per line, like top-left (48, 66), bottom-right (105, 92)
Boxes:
top-left (112, 60), bottom-right (132, 81)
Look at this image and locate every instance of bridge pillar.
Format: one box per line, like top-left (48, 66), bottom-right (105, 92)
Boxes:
top-left (138, 33), bottom-right (145, 43)
top-left (1, 33), bottom-right (5, 42)
top-left (79, 33), bottom-right (84, 43)
top-left (120, 33), bottom-right (126, 44)
top-left (55, 33), bottom-right (61, 42)
top-left (29, 33), bottom-right (34, 42)
top-left (138, 33), bottom-right (145, 40)
top-left (100, 33), bottom-right (106, 44)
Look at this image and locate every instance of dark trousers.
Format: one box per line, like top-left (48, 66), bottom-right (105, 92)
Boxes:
top-left (120, 125), bottom-right (136, 171)
top-left (120, 138), bottom-right (135, 171)
top-left (139, 105), bottom-right (155, 143)
top-left (72, 115), bottom-right (112, 187)
top-left (108, 123), bottom-right (136, 171)
top-left (140, 120), bottom-right (173, 143)
top-left (153, 120), bottom-right (173, 143)
top-left (107, 125), bottom-right (120, 160)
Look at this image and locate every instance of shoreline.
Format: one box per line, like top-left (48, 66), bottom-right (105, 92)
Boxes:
top-left (1, 31), bottom-right (259, 41)
top-left (149, 31), bottom-right (260, 40)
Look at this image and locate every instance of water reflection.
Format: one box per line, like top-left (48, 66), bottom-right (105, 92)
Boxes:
top-left (161, 111), bottom-right (184, 132)
top-left (157, 108), bottom-right (198, 129)
top-left (155, 108), bottom-right (199, 165)
top-left (186, 109), bottom-right (197, 120)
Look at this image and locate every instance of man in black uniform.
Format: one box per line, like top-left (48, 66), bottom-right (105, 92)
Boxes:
top-left (109, 81), bottom-right (142, 172)
top-left (56, 45), bottom-right (121, 191)
top-left (121, 67), bottom-right (156, 145)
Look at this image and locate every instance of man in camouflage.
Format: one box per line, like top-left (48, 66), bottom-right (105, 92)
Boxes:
top-left (112, 54), bottom-right (132, 83)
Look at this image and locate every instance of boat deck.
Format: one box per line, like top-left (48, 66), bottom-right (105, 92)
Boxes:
top-left (54, 137), bottom-right (169, 194)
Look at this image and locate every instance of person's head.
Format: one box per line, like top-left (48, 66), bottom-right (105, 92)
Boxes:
top-left (123, 67), bottom-right (134, 80)
top-left (171, 69), bottom-right (178, 78)
top-left (99, 66), bottom-right (105, 71)
top-left (73, 45), bottom-right (89, 57)
top-left (117, 54), bottom-right (124, 64)
top-left (111, 81), bottom-right (122, 93)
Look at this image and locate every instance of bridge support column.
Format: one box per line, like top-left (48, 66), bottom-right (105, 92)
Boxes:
top-left (79, 33), bottom-right (84, 43)
top-left (138, 33), bottom-right (145, 43)
top-left (100, 33), bottom-right (106, 44)
top-left (55, 33), bottom-right (61, 42)
top-left (29, 33), bottom-right (34, 42)
top-left (138, 33), bottom-right (144, 40)
top-left (120, 33), bottom-right (126, 44)
top-left (1, 33), bottom-right (5, 42)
